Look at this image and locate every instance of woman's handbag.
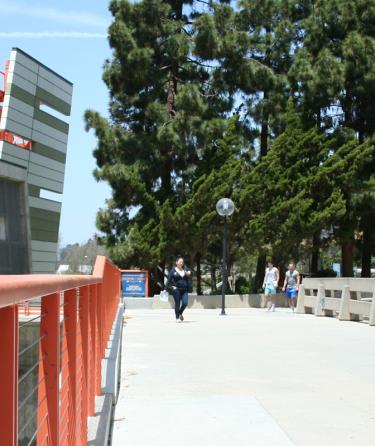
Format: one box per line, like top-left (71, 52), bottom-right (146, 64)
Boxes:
top-left (159, 290), bottom-right (169, 302)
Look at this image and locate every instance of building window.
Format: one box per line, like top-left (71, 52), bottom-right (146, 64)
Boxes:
top-left (0, 216), bottom-right (6, 240)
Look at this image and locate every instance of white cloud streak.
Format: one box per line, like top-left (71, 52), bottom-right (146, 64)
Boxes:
top-left (0, 1), bottom-right (108, 28)
top-left (0, 31), bottom-right (107, 39)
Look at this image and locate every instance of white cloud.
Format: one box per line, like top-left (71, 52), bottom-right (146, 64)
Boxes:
top-left (0, 31), bottom-right (107, 38)
top-left (0, 1), bottom-right (108, 28)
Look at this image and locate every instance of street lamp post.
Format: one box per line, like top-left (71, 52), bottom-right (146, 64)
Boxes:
top-left (216, 198), bottom-right (235, 315)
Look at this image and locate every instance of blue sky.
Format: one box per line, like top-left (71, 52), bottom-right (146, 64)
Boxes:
top-left (0, 0), bottom-right (114, 246)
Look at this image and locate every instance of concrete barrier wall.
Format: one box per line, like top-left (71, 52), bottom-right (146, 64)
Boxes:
top-left (125, 293), bottom-right (292, 310)
top-left (297, 278), bottom-right (375, 326)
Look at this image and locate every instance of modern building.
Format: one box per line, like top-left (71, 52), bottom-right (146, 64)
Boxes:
top-left (0, 48), bottom-right (72, 274)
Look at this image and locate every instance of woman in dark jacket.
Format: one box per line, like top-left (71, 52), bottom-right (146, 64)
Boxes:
top-left (166, 256), bottom-right (192, 322)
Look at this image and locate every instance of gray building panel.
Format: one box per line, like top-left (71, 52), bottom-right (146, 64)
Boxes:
top-left (0, 48), bottom-right (72, 273)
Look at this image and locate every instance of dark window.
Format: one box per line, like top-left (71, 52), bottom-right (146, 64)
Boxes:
top-left (0, 178), bottom-right (29, 273)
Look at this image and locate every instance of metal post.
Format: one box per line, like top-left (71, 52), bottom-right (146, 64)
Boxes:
top-left (38, 292), bottom-right (60, 445)
top-left (80, 286), bottom-right (90, 442)
top-left (65, 288), bottom-right (78, 445)
top-left (89, 284), bottom-right (97, 415)
top-left (221, 216), bottom-right (228, 315)
top-left (0, 305), bottom-right (18, 446)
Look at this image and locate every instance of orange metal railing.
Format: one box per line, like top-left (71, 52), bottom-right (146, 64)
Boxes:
top-left (0, 255), bottom-right (121, 446)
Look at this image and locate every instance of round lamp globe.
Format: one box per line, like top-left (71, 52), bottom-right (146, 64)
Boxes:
top-left (216, 198), bottom-right (235, 217)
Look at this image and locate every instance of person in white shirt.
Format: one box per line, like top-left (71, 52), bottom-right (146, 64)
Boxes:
top-left (282, 262), bottom-right (300, 312)
top-left (262, 260), bottom-right (279, 312)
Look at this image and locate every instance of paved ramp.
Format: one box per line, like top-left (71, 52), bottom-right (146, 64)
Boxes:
top-left (112, 309), bottom-right (375, 446)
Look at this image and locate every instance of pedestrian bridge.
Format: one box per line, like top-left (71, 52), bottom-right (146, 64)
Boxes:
top-left (1, 259), bottom-right (374, 445)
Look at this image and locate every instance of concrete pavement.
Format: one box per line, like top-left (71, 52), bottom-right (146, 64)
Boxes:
top-left (111, 308), bottom-right (375, 445)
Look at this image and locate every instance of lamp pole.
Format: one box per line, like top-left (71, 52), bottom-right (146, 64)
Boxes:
top-left (221, 215), bottom-right (228, 315)
top-left (216, 198), bottom-right (234, 316)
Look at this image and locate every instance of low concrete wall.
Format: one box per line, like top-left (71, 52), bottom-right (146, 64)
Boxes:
top-left (125, 293), bottom-right (291, 310)
top-left (88, 303), bottom-right (124, 446)
top-left (124, 297), bottom-right (154, 310)
top-left (297, 278), bottom-right (375, 326)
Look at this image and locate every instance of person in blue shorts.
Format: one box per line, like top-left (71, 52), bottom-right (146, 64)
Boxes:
top-left (282, 262), bottom-right (300, 312)
top-left (262, 260), bottom-right (279, 312)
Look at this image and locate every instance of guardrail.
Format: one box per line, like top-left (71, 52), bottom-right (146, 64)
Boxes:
top-left (296, 277), bottom-right (375, 326)
top-left (0, 255), bottom-right (121, 446)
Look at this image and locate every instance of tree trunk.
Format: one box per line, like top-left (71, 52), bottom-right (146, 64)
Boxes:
top-left (311, 232), bottom-right (320, 276)
top-left (162, 1), bottom-right (182, 197)
top-left (253, 253), bottom-right (266, 293)
top-left (210, 262), bottom-right (217, 293)
top-left (341, 239), bottom-right (354, 277)
top-left (260, 92), bottom-right (269, 158)
top-left (361, 225), bottom-right (372, 278)
top-left (195, 252), bottom-right (202, 295)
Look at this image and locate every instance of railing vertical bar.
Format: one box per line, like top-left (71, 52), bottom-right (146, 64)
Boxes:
top-left (0, 304), bottom-right (18, 446)
top-left (64, 288), bottom-right (78, 446)
top-left (80, 285), bottom-right (90, 444)
top-left (38, 292), bottom-right (60, 445)
top-left (89, 284), bottom-right (97, 415)
top-left (96, 283), bottom-right (103, 396)
top-left (60, 297), bottom-right (70, 446)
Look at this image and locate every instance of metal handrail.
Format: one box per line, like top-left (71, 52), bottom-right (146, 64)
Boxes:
top-left (0, 255), bottom-right (122, 446)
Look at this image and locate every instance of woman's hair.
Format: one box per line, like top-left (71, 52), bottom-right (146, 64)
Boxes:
top-left (175, 256), bottom-right (185, 265)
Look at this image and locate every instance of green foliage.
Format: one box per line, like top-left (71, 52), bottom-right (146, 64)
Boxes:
top-left (87, 0), bottom-right (375, 288)
top-left (235, 276), bottom-right (250, 294)
top-left (240, 100), bottom-right (375, 263)
top-left (59, 239), bottom-right (106, 274)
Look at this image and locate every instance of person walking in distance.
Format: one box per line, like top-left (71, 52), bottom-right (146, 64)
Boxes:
top-left (166, 256), bottom-right (192, 322)
top-left (282, 262), bottom-right (300, 312)
top-left (262, 260), bottom-right (279, 312)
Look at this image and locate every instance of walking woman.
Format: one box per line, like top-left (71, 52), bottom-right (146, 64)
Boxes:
top-left (166, 256), bottom-right (192, 322)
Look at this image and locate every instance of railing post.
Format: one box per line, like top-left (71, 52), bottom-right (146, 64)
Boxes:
top-left (339, 285), bottom-right (351, 321)
top-left (369, 287), bottom-right (375, 326)
top-left (296, 285), bottom-right (305, 314)
top-left (96, 283), bottom-right (103, 396)
top-left (0, 305), bottom-right (18, 446)
top-left (64, 289), bottom-right (78, 446)
top-left (39, 292), bottom-right (60, 446)
top-left (315, 284), bottom-right (326, 316)
top-left (79, 286), bottom-right (90, 443)
top-left (89, 284), bottom-right (97, 415)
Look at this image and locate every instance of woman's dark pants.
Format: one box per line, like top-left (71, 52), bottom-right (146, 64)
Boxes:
top-left (172, 289), bottom-right (188, 319)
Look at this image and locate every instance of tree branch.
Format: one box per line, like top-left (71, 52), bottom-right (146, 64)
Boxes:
top-left (186, 57), bottom-right (217, 69)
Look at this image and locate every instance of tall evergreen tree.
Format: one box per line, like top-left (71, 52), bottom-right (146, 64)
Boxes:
top-left (175, 115), bottom-right (249, 293)
top-left (85, 0), bottom-right (231, 292)
top-left (240, 102), bottom-right (342, 269)
top-left (195, 0), bottom-right (311, 289)
top-left (289, 0), bottom-right (375, 275)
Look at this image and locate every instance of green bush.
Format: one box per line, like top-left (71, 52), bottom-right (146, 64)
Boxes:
top-left (235, 276), bottom-right (250, 294)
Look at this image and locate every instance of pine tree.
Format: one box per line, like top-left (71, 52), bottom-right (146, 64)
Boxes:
top-left (289, 0), bottom-right (375, 275)
top-left (240, 102), bottom-right (340, 265)
top-left (85, 0), bottom-right (231, 292)
top-left (194, 0), bottom-right (311, 288)
top-left (174, 116), bottom-right (248, 293)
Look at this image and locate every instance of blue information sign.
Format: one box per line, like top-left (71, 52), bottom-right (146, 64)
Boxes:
top-left (122, 271), bottom-right (147, 297)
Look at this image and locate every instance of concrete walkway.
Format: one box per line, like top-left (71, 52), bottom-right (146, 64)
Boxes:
top-left (111, 309), bottom-right (375, 446)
